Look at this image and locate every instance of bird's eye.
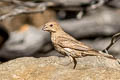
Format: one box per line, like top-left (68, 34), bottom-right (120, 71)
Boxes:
top-left (50, 24), bottom-right (53, 27)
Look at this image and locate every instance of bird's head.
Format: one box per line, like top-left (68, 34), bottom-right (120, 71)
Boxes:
top-left (42, 22), bottom-right (62, 33)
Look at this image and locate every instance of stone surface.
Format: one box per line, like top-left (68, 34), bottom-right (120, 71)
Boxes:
top-left (0, 26), bottom-right (51, 59)
top-left (0, 56), bottom-right (120, 80)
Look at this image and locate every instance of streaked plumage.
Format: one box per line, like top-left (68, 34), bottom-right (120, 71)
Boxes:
top-left (42, 21), bottom-right (116, 69)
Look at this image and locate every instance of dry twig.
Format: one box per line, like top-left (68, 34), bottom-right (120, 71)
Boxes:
top-left (103, 32), bottom-right (120, 53)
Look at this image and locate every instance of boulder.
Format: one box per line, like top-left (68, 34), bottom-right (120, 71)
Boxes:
top-left (0, 56), bottom-right (120, 80)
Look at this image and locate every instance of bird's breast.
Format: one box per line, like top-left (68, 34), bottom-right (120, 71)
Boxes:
top-left (51, 34), bottom-right (57, 43)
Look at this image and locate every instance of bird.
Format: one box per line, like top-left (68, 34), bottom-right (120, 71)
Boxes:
top-left (42, 21), bottom-right (117, 69)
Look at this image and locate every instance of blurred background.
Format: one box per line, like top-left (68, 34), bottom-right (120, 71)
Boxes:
top-left (0, 0), bottom-right (120, 61)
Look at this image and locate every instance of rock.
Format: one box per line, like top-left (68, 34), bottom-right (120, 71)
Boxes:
top-left (60, 7), bottom-right (120, 38)
top-left (108, 0), bottom-right (120, 8)
top-left (0, 25), bottom-right (51, 59)
top-left (1, 9), bottom-right (56, 32)
top-left (0, 56), bottom-right (120, 80)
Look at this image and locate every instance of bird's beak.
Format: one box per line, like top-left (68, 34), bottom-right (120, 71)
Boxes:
top-left (42, 27), bottom-right (45, 31)
top-left (42, 25), bottom-right (46, 31)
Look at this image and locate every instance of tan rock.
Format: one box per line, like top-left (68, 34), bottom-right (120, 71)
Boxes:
top-left (0, 56), bottom-right (120, 80)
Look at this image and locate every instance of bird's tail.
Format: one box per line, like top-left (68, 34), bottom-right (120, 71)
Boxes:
top-left (85, 50), bottom-right (120, 64)
top-left (98, 51), bottom-right (116, 60)
top-left (97, 51), bottom-right (120, 64)
top-left (83, 50), bottom-right (117, 60)
top-left (103, 54), bottom-right (116, 60)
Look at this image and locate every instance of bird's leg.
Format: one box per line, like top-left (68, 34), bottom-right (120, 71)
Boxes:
top-left (66, 55), bottom-right (77, 69)
top-left (67, 55), bottom-right (74, 62)
top-left (73, 57), bottom-right (77, 69)
top-left (65, 51), bottom-right (77, 69)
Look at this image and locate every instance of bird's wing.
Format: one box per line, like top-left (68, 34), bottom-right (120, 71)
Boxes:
top-left (57, 36), bottom-right (93, 51)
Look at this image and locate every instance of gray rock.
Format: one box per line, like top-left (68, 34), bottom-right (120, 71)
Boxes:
top-left (0, 26), bottom-right (51, 59)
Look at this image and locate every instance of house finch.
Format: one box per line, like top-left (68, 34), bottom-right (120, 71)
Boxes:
top-left (42, 21), bottom-right (117, 69)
